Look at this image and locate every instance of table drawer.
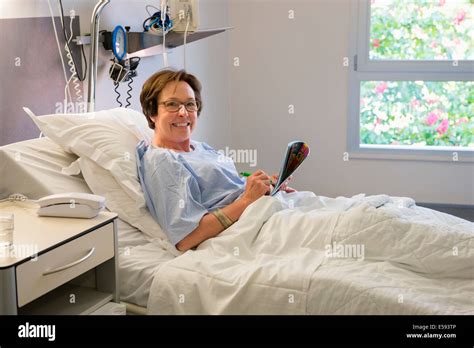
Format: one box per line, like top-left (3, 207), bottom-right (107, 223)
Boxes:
top-left (16, 223), bottom-right (114, 307)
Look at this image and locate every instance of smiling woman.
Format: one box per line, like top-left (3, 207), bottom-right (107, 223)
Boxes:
top-left (140, 69), bottom-right (203, 152)
top-left (136, 69), bottom-right (294, 252)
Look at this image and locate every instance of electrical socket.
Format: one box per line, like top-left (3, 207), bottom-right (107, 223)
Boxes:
top-left (169, 0), bottom-right (199, 32)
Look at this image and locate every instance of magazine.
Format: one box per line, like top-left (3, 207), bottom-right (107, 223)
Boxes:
top-left (270, 141), bottom-right (310, 196)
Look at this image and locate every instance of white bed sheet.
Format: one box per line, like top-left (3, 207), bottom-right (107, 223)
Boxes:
top-left (307, 259), bottom-right (474, 314)
top-left (146, 192), bottom-right (474, 314)
top-left (116, 219), bottom-right (175, 307)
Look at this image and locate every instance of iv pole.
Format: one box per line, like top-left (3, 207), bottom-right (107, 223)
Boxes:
top-left (87, 0), bottom-right (110, 112)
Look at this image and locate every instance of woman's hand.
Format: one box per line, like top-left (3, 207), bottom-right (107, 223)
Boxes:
top-left (270, 174), bottom-right (296, 193)
top-left (241, 170), bottom-right (273, 205)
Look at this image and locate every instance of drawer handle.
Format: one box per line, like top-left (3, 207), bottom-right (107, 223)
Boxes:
top-left (42, 247), bottom-right (96, 276)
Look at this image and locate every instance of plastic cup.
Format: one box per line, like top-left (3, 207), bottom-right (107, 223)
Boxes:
top-left (0, 213), bottom-right (14, 248)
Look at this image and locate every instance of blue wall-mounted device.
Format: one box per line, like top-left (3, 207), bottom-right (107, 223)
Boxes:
top-left (112, 25), bottom-right (127, 61)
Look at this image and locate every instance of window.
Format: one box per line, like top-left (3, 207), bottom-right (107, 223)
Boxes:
top-left (348, 0), bottom-right (474, 161)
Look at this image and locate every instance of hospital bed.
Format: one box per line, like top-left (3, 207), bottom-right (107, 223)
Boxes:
top-left (1, 108), bottom-right (473, 315)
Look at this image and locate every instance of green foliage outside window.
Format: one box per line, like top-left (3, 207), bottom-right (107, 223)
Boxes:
top-left (370, 0), bottom-right (473, 60)
top-left (360, 0), bottom-right (473, 148)
top-left (360, 81), bottom-right (473, 147)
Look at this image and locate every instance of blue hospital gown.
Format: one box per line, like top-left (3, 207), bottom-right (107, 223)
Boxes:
top-left (136, 140), bottom-right (246, 245)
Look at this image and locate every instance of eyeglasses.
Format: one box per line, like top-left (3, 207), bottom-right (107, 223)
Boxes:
top-left (158, 100), bottom-right (200, 112)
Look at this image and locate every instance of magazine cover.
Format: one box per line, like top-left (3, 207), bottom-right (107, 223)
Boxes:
top-left (271, 141), bottom-right (310, 196)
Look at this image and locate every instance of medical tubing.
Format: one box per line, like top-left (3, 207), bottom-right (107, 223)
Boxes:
top-left (47, 0), bottom-right (71, 105)
top-left (114, 83), bottom-right (122, 107)
top-left (184, 13), bottom-right (190, 70)
top-left (58, 0), bottom-right (87, 81)
top-left (56, 0), bottom-right (70, 105)
top-left (64, 16), bottom-right (83, 110)
top-left (63, 19), bottom-right (74, 108)
top-left (68, 16), bottom-right (83, 103)
top-left (146, 4), bottom-right (160, 16)
top-left (56, 1), bottom-right (64, 28)
top-left (143, 16), bottom-right (159, 31)
top-left (125, 76), bottom-right (133, 108)
top-left (161, 0), bottom-right (169, 67)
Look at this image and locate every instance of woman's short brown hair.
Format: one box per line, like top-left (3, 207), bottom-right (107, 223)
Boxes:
top-left (140, 69), bottom-right (203, 129)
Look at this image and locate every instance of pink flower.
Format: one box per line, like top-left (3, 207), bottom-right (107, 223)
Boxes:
top-left (375, 82), bottom-right (387, 94)
top-left (456, 117), bottom-right (468, 125)
top-left (454, 10), bottom-right (466, 25)
top-left (438, 0), bottom-right (446, 6)
top-left (411, 99), bottom-right (420, 107)
top-left (425, 97), bottom-right (438, 105)
top-left (425, 112), bottom-right (439, 126)
top-left (430, 41), bottom-right (438, 48)
top-left (436, 119), bottom-right (449, 135)
top-left (375, 118), bottom-right (381, 125)
top-left (373, 39), bottom-right (380, 48)
top-left (454, 38), bottom-right (461, 45)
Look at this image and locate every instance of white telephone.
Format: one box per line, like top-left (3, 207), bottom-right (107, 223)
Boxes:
top-left (37, 193), bottom-right (106, 219)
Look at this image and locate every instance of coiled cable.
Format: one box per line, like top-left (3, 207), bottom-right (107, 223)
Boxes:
top-left (64, 14), bottom-right (83, 111)
top-left (125, 76), bottom-right (133, 108)
top-left (58, 0), bottom-right (87, 82)
top-left (68, 14), bottom-right (83, 103)
top-left (47, 0), bottom-right (71, 110)
top-left (114, 83), bottom-right (122, 107)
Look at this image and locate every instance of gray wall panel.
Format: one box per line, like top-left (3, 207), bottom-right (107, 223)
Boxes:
top-left (0, 16), bottom-right (82, 146)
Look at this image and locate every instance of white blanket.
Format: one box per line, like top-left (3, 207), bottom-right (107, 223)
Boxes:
top-left (147, 192), bottom-right (474, 314)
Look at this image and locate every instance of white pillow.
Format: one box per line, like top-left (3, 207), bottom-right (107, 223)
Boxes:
top-left (77, 157), bottom-right (175, 251)
top-left (23, 107), bottom-right (152, 205)
top-left (23, 107), bottom-right (171, 243)
top-left (0, 137), bottom-right (91, 199)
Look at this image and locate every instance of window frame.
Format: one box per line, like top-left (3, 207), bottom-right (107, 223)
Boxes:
top-left (347, 0), bottom-right (474, 162)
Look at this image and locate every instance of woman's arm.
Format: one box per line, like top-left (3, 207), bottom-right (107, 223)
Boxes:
top-left (176, 170), bottom-right (272, 252)
top-left (175, 196), bottom-right (251, 251)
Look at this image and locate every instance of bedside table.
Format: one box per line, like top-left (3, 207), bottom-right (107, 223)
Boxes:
top-left (0, 200), bottom-right (119, 315)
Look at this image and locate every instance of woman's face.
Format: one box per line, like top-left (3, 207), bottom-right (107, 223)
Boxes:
top-left (152, 81), bottom-right (198, 144)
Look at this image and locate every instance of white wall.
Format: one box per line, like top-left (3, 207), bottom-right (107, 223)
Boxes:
top-left (1, 0), bottom-right (231, 149)
top-left (228, 0), bottom-right (473, 205)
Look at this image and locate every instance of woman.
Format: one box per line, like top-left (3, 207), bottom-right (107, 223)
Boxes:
top-left (137, 69), bottom-right (293, 252)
